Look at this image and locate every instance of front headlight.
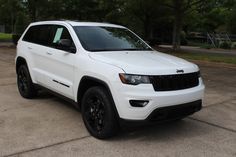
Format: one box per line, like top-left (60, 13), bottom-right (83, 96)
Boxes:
top-left (119, 73), bottom-right (150, 85)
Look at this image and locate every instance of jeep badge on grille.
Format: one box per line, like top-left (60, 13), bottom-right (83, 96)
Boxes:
top-left (176, 69), bottom-right (184, 73)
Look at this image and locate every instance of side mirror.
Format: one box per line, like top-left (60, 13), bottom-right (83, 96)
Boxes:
top-left (57, 39), bottom-right (76, 53)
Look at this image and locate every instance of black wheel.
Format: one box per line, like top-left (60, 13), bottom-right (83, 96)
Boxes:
top-left (81, 86), bottom-right (119, 139)
top-left (17, 64), bottom-right (37, 99)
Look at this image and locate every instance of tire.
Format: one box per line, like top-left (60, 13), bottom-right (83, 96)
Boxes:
top-left (17, 64), bottom-right (37, 99)
top-left (81, 86), bottom-right (119, 139)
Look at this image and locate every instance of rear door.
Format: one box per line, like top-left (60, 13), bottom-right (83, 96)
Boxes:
top-left (22, 25), bottom-right (54, 84)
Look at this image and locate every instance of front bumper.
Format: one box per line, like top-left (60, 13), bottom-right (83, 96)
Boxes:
top-left (147, 100), bottom-right (202, 121)
top-left (120, 100), bottom-right (202, 126)
top-left (111, 78), bottom-right (205, 120)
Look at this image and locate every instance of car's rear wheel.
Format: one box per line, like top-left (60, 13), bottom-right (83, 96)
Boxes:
top-left (17, 65), bottom-right (37, 99)
top-left (81, 86), bottom-right (119, 139)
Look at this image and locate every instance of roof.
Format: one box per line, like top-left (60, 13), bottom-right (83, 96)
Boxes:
top-left (30, 20), bottom-right (125, 28)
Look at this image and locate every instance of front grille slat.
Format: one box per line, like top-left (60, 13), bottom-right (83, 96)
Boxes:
top-left (151, 72), bottom-right (199, 91)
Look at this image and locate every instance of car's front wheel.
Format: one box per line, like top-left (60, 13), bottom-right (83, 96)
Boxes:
top-left (17, 64), bottom-right (37, 99)
top-left (81, 86), bottom-right (119, 139)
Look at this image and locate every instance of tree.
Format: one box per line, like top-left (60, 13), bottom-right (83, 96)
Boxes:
top-left (22, 0), bottom-right (49, 21)
top-left (120, 0), bottom-right (168, 39)
top-left (98, 0), bottom-right (124, 23)
top-left (225, 1), bottom-right (236, 33)
top-left (1, 0), bottom-right (236, 46)
top-left (0, 0), bottom-right (23, 33)
top-left (162, 0), bottom-right (207, 50)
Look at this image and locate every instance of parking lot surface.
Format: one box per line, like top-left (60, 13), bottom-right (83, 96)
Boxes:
top-left (0, 47), bottom-right (236, 157)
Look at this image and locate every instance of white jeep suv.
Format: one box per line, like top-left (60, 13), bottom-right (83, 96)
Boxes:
top-left (16, 21), bottom-right (205, 139)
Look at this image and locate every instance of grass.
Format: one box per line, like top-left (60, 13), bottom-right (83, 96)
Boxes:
top-left (168, 52), bottom-right (236, 65)
top-left (187, 41), bottom-right (214, 49)
top-left (0, 33), bottom-right (12, 41)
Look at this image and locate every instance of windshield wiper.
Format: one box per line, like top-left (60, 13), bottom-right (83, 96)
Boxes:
top-left (90, 49), bottom-right (121, 52)
top-left (90, 48), bottom-right (152, 52)
top-left (118, 48), bottom-right (152, 51)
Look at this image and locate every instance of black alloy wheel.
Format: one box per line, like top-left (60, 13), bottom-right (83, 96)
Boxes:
top-left (17, 65), bottom-right (37, 98)
top-left (81, 86), bottom-right (119, 139)
top-left (84, 95), bottom-right (106, 134)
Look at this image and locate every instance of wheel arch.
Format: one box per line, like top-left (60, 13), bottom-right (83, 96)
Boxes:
top-left (77, 76), bottom-right (119, 118)
top-left (16, 56), bottom-right (36, 83)
top-left (16, 56), bottom-right (28, 73)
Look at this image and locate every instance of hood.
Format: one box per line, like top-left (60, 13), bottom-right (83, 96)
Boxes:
top-left (89, 51), bottom-right (199, 75)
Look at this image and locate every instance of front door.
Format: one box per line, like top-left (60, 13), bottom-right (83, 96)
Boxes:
top-left (42, 25), bottom-right (76, 99)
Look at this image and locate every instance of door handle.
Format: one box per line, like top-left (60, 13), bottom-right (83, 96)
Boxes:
top-left (46, 52), bottom-right (53, 55)
top-left (28, 47), bottom-right (32, 50)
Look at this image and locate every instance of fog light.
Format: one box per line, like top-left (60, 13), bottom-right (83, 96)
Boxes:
top-left (129, 100), bottom-right (149, 107)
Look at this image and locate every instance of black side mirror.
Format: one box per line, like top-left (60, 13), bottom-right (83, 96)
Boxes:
top-left (57, 39), bottom-right (76, 53)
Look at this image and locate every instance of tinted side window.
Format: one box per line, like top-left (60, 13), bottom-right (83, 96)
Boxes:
top-left (51, 26), bottom-right (74, 46)
top-left (36, 25), bottom-right (52, 46)
top-left (23, 25), bottom-right (52, 46)
top-left (22, 26), bottom-right (38, 43)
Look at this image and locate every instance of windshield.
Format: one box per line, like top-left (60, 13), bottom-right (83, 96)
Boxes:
top-left (73, 26), bottom-right (152, 52)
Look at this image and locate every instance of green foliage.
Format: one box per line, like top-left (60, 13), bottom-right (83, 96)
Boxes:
top-left (231, 42), bottom-right (236, 49)
top-left (0, 0), bottom-right (236, 46)
top-left (116, 0), bottom-right (169, 39)
top-left (0, 33), bottom-right (12, 41)
top-left (185, 0), bottom-right (231, 33)
top-left (227, 3), bottom-right (236, 34)
top-left (0, 0), bottom-right (23, 32)
top-left (187, 41), bottom-right (214, 49)
top-left (219, 41), bottom-right (232, 49)
top-left (14, 12), bottom-right (30, 34)
top-left (169, 51), bottom-right (236, 65)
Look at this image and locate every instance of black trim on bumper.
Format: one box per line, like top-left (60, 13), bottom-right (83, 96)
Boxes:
top-left (120, 100), bottom-right (202, 126)
top-left (147, 100), bottom-right (202, 122)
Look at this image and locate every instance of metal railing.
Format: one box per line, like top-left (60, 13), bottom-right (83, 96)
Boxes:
top-left (207, 33), bottom-right (232, 48)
